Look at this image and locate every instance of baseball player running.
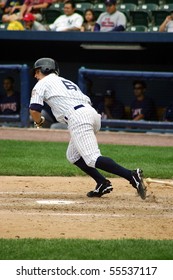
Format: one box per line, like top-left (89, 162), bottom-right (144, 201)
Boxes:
top-left (29, 58), bottom-right (147, 200)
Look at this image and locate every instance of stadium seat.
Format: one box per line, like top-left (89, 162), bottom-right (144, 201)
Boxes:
top-left (129, 10), bottom-right (151, 27)
top-left (126, 24), bottom-right (148, 31)
top-left (49, 3), bottom-right (64, 11)
top-left (143, 0), bottom-right (160, 4)
top-left (93, 3), bottom-right (105, 10)
top-left (148, 25), bottom-right (159, 31)
top-left (75, 2), bottom-right (94, 16)
top-left (118, 3), bottom-right (137, 24)
top-left (42, 8), bottom-right (62, 25)
top-left (120, 0), bottom-right (139, 5)
top-left (0, 23), bottom-right (8, 30)
top-left (159, 3), bottom-right (173, 12)
top-left (92, 3), bottom-right (105, 19)
top-left (118, 3), bottom-right (137, 10)
top-left (137, 3), bottom-right (159, 21)
top-left (151, 10), bottom-right (170, 26)
top-left (137, 3), bottom-right (159, 12)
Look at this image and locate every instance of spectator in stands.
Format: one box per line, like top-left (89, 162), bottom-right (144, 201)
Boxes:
top-left (2, 0), bottom-right (53, 22)
top-left (23, 12), bottom-right (46, 30)
top-left (159, 11), bottom-right (173, 32)
top-left (2, 0), bottom-right (24, 23)
top-left (130, 80), bottom-right (157, 121)
top-left (96, 89), bottom-right (125, 119)
top-left (94, 0), bottom-right (126, 32)
top-left (81, 8), bottom-right (96, 32)
top-left (48, 0), bottom-right (83, 32)
top-left (0, 0), bottom-right (5, 9)
top-left (0, 76), bottom-right (20, 115)
top-left (163, 103), bottom-right (173, 122)
top-left (7, 20), bottom-right (25, 30)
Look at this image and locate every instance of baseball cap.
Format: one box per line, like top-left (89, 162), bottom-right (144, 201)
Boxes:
top-left (105, 0), bottom-right (116, 6)
top-left (23, 13), bottom-right (35, 22)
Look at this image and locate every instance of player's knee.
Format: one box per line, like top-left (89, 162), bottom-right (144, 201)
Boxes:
top-left (66, 152), bottom-right (72, 163)
top-left (85, 157), bottom-right (97, 168)
top-left (66, 151), bottom-right (79, 164)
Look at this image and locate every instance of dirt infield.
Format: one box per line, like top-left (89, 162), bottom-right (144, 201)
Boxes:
top-left (0, 128), bottom-right (173, 240)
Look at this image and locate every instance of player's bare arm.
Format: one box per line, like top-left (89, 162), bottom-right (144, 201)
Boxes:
top-left (30, 109), bottom-right (41, 123)
top-left (30, 109), bottom-right (45, 128)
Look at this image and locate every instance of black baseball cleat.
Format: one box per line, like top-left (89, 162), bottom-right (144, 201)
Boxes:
top-left (87, 179), bottom-right (113, 197)
top-left (130, 168), bottom-right (147, 200)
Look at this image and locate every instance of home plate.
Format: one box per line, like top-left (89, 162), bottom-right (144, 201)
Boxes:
top-left (36, 199), bottom-right (75, 205)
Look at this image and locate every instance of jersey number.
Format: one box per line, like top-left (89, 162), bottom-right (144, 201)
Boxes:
top-left (62, 80), bottom-right (77, 91)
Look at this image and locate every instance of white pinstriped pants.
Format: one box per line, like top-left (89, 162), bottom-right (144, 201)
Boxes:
top-left (66, 104), bottom-right (102, 168)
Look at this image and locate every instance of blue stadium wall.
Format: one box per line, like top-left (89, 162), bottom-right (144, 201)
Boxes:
top-left (0, 31), bottom-right (173, 112)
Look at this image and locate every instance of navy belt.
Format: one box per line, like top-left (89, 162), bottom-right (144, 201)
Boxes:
top-left (65, 104), bottom-right (84, 121)
top-left (74, 104), bottom-right (84, 110)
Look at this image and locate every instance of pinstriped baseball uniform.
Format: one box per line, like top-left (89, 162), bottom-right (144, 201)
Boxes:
top-left (30, 60), bottom-right (147, 199)
top-left (30, 73), bottom-right (102, 167)
top-left (29, 58), bottom-right (147, 199)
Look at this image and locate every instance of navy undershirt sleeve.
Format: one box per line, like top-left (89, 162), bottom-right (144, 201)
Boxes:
top-left (29, 103), bottom-right (43, 112)
top-left (111, 25), bottom-right (125, 32)
top-left (94, 23), bottom-right (100, 31)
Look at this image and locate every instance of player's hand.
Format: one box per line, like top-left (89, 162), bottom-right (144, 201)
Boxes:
top-left (34, 116), bottom-right (45, 129)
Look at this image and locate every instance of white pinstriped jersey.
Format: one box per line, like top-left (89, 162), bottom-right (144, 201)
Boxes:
top-left (30, 72), bottom-right (102, 167)
top-left (30, 73), bottom-right (91, 123)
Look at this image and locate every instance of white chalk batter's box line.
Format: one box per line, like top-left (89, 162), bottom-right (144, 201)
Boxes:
top-left (8, 211), bottom-right (173, 218)
top-left (1, 190), bottom-right (173, 200)
top-left (37, 200), bottom-right (76, 205)
top-left (1, 190), bottom-right (172, 200)
top-left (0, 191), bottom-right (75, 195)
top-left (0, 197), bottom-right (172, 209)
top-left (0, 193), bottom-right (173, 210)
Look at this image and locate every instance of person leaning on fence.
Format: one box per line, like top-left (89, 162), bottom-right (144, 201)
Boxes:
top-left (0, 76), bottom-right (20, 115)
top-left (159, 11), bottom-right (173, 32)
top-left (94, 0), bottom-right (126, 32)
top-left (48, 0), bottom-right (83, 32)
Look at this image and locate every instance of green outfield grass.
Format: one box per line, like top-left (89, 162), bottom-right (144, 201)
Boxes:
top-left (0, 139), bottom-right (173, 260)
top-left (0, 238), bottom-right (173, 260)
top-left (0, 139), bottom-right (173, 178)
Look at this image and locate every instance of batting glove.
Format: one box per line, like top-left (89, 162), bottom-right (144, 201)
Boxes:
top-left (34, 116), bottom-right (45, 129)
